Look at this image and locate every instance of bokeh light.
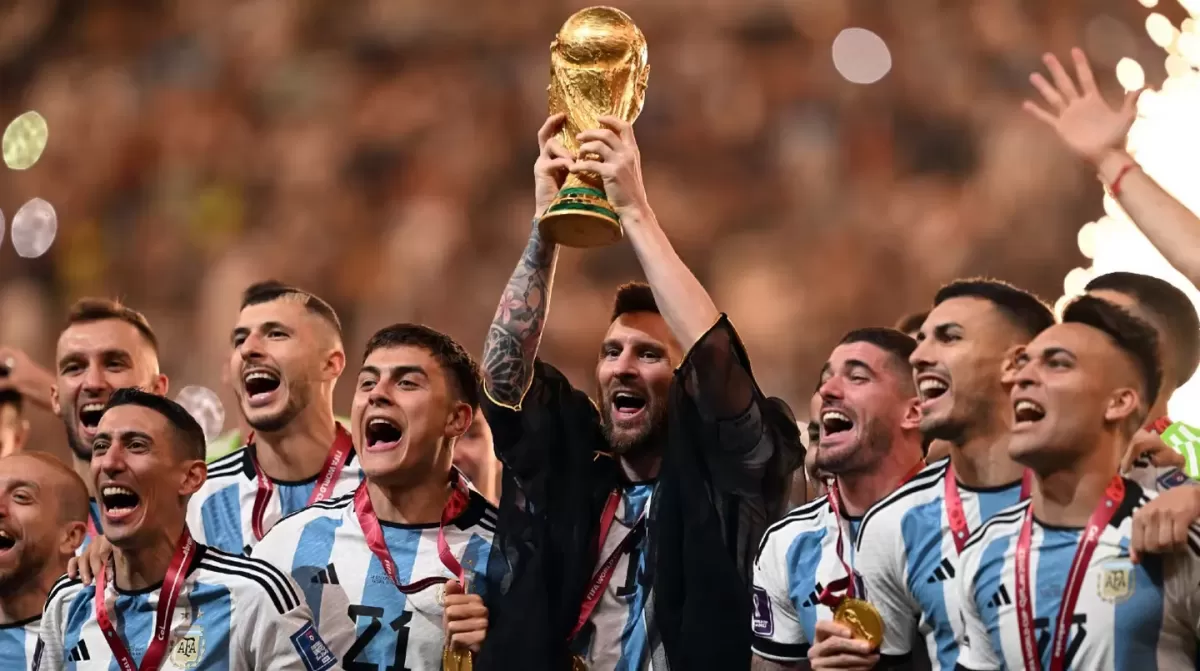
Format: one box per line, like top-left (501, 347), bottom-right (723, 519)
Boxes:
top-left (175, 386), bottom-right (226, 443)
top-left (832, 28), bottom-right (892, 85)
top-left (1062, 4), bottom-right (1200, 423)
top-left (1, 111), bottom-right (48, 171)
top-left (10, 198), bottom-right (57, 258)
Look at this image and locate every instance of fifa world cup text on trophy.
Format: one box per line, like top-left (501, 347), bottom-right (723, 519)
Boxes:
top-left (539, 6), bottom-right (650, 248)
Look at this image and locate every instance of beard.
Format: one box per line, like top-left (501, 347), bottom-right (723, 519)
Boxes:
top-left (243, 382), bottom-right (308, 433)
top-left (59, 408), bottom-right (92, 462)
top-left (815, 415), bottom-right (891, 475)
top-left (600, 398), bottom-right (668, 456)
top-left (0, 548), bottom-right (44, 597)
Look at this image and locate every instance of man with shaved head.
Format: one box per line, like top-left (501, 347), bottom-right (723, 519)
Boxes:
top-left (0, 453), bottom-right (88, 667)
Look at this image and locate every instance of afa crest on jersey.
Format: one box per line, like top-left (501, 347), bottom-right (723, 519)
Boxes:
top-left (1097, 559), bottom-right (1135, 604)
top-left (170, 626), bottom-right (205, 670)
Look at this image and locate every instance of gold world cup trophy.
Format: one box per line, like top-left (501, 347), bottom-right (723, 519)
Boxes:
top-left (538, 6), bottom-right (650, 249)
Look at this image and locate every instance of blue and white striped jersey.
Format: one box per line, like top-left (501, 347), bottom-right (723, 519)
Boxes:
top-left (0, 616), bottom-right (40, 669)
top-left (855, 458), bottom-right (1193, 670)
top-left (570, 482), bottom-right (658, 671)
top-left (251, 489), bottom-right (497, 671)
top-left (956, 479), bottom-right (1200, 670)
top-left (34, 543), bottom-right (337, 671)
top-left (186, 445), bottom-right (364, 555)
top-left (854, 459), bottom-right (1028, 669)
top-left (750, 494), bottom-right (862, 663)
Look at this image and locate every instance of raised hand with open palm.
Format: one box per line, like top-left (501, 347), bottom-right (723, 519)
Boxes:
top-left (1023, 48), bottom-right (1144, 165)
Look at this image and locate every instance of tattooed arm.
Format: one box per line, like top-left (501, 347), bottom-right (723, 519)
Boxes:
top-left (481, 115), bottom-right (571, 407)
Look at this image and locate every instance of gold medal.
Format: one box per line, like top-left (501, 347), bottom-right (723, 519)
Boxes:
top-left (833, 598), bottom-right (885, 648)
top-left (571, 654), bottom-right (589, 671)
top-left (442, 647), bottom-right (473, 671)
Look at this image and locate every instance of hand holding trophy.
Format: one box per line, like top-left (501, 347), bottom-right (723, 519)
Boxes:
top-left (538, 6), bottom-right (650, 248)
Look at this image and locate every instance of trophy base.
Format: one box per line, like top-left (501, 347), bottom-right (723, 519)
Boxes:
top-left (539, 187), bottom-right (624, 248)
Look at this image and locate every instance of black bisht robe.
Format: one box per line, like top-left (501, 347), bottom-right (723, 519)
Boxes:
top-left (477, 316), bottom-right (803, 670)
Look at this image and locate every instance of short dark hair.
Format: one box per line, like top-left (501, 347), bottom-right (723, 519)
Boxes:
top-left (1062, 295), bottom-right (1162, 414)
top-left (362, 324), bottom-right (481, 410)
top-left (611, 282), bottom-right (659, 321)
top-left (894, 311), bottom-right (928, 337)
top-left (65, 298), bottom-right (158, 352)
top-left (1086, 272), bottom-right (1200, 386)
top-left (838, 327), bottom-right (917, 390)
top-left (103, 388), bottom-right (206, 461)
top-left (241, 280), bottom-right (342, 337)
top-left (934, 278), bottom-right (1054, 338)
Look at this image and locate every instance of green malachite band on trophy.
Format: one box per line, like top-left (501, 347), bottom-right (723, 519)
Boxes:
top-left (556, 187), bottom-right (607, 198)
top-left (545, 201), bottom-right (619, 220)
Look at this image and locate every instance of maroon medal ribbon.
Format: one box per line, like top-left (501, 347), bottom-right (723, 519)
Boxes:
top-left (1015, 476), bottom-right (1124, 671)
top-left (569, 490), bottom-right (648, 641)
top-left (945, 464), bottom-right (1033, 555)
top-left (95, 528), bottom-right (197, 671)
top-left (1147, 415), bottom-right (1172, 435)
top-left (353, 472), bottom-right (472, 594)
top-left (250, 424), bottom-right (354, 541)
top-left (817, 460), bottom-right (925, 609)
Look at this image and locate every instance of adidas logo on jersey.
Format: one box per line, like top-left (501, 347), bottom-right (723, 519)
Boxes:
top-left (987, 584), bottom-right (1012, 608)
top-left (311, 563), bottom-right (341, 585)
top-left (801, 582), bottom-right (825, 608)
top-left (925, 558), bottom-right (956, 583)
top-left (68, 640), bottom-right (91, 662)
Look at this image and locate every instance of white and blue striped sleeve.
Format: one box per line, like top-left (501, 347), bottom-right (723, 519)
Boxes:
top-left (750, 531), bottom-right (807, 662)
top-left (31, 576), bottom-right (82, 671)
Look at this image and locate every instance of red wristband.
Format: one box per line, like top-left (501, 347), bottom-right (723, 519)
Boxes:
top-left (1106, 161), bottom-right (1137, 197)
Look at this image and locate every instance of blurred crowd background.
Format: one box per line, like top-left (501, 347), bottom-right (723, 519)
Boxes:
top-left (0, 0), bottom-right (1187, 454)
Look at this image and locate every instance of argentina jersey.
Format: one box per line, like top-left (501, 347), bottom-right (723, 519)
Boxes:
top-left (0, 616), bottom-right (40, 669)
top-left (854, 459), bottom-right (1025, 670)
top-left (572, 482), bottom-right (657, 671)
top-left (187, 445), bottom-right (364, 555)
top-left (251, 489), bottom-right (496, 671)
top-left (34, 544), bottom-right (336, 670)
top-left (750, 494), bottom-right (862, 663)
top-left (956, 479), bottom-right (1200, 670)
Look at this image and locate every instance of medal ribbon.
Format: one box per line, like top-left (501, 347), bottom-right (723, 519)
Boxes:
top-left (1147, 415), bottom-right (1173, 435)
top-left (945, 464), bottom-right (1033, 555)
top-left (95, 527), bottom-right (197, 671)
top-left (1015, 476), bottom-right (1124, 671)
top-left (353, 472), bottom-right (472, 594)
top-left (250, 424), bottom-right (354, 541)
top-left (569, 490), bottom-right (648, 640)
top-left (818, 460), bottom-right (926, 608)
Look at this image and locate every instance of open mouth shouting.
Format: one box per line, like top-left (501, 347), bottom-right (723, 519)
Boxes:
top-left (819, 407), bottom-right (855, 446)
top-left (609, 389), bottom-right (648, 422)
top-left (78, 401), bottom-right (106, 439)
top-left (242, 367), bottom-right (283, 408)
top-left (1012, 397), bottom-right (1046, 430)
top-left (0, 528), bottom-right (17, 558)
top-left (364, 416), bottom-right (404, 453)
top-left (916, 374), bottom-right (950, 412)
top-left (99, 483), bottom-right (143, 525)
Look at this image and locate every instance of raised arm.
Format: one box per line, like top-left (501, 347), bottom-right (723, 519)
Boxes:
top-left (571, 117), bottom-right (719, 352)
top-left (1025, 48), bottom-right (1200, 288)
top-left (481, 116), bottom-right (571, 407)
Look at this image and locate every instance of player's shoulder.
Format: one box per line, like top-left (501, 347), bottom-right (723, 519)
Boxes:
top-left (277, 491), bottom-right (355, 528)
top-left (1127, 481), bottom-right (1200, 557)
top-left (200, 445), bottom-right (254, 485)
top-left (44, 574), bottom-right (85, 609)
top-left (755, 495), bottom-right (832, 561)
top-left (449, 487), bottom-right (498, 535)
top-left (961, 498), bottom-right (1029, 557)
top-left (858, 458), bottom-right (949, 538)
top-left (196, 545), bottom-right (302, 615)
